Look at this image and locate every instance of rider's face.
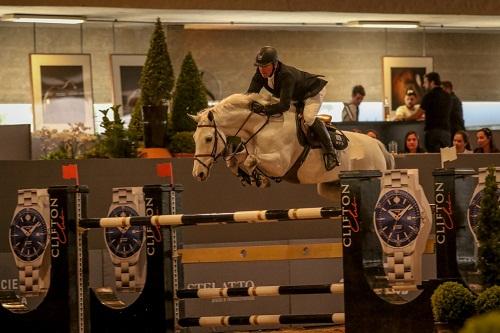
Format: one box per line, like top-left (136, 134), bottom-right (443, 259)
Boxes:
top-left (258, 63), bottom-right (274, 78)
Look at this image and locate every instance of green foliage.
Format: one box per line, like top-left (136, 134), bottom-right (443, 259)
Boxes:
top-left (95, 105), bottom-right (136, 158)
top-left (128, 97), bottom-right (144, 144)
top-left (460, 311), bottom-right (500, 333)
top-left (477, 166), bottom-right (500, 287)
top-left (36, 123), bottom-right (97, 160)
top-left (169, 131), bottom-right (195, 153)
top-left (171, 52), bottom-right (208, 133)
top-left (431, 282), bottom-right (476, 325)
top-left (140, 18), bottom-right (174, 107)
top-left (476, 286), bottom-right (500, 314)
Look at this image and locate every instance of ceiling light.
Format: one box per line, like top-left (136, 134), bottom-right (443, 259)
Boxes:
top-left (348, 21), bottom-right (420, 29)
top-left (2, 14), bottom-right (86, 24)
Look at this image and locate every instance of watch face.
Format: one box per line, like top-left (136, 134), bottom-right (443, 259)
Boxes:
top-left (467, 188), bottom-right (500, 235)
top-left (374, 189), bottom-right (422, 247)
top-left (105, 205), bottom-right (144, 258)
top-left (9, 208), bottom-right (48, 262)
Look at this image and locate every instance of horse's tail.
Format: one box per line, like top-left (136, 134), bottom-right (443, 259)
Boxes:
top-left (376, 139), bottom-right (395, 170)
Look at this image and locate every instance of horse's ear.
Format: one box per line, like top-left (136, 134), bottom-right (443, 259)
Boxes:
top-left (207, 111), bottom-right (214, 122)
top-left (188, 114), bottom-right (200, 123)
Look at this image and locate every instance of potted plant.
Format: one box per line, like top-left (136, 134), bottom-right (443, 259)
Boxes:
top-left (459, 311), bottom-right (500, 333)
top-left (431, 281), bottom-right (476, 332)
top-left (170, 52), bottom-right (207, 155)
top-left (475, 285), bottom-right (500, 314)
top-left (476, 166), bottom-right (500, 288)
top-left (139, 18), bottom-right (174, 148)
top-left (93, 105), bottom-right (136, 158)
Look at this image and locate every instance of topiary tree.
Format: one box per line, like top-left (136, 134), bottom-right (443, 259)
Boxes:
top-left (431, 281), bottom-right (476, 327)
top-left (139, 18), bottom-right (174, 148)
top-left (171, 52), bottom-right (208, 133)
top-left (476, 166), bottom-right (500, 288)
top-left (475, 285), bottom-right (500, 314)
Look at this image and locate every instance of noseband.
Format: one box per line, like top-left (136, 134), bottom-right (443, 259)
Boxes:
top-left (194, 119), bottom-right (227, 174)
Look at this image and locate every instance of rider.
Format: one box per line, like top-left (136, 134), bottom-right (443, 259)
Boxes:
top-left (247, 46), bottom-right (339, 170)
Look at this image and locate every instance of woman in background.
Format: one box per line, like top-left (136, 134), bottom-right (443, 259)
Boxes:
top-left (404, 131), bottom-right (426, 153)
top-left (474, 127), bottom-right (499, 153)
top-left (452, 130), bottom-right (472, 154)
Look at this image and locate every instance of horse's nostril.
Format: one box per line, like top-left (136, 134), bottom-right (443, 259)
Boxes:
top-left (199, 172), bottom-right (205, 178)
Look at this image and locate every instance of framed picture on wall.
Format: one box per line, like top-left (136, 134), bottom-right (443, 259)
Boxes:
top-left (110, 54), bottom-right (146, 116)
top-left (30, 54), bottom-right (94, 131)
top-left (383, 56), bottom-right (433, 111)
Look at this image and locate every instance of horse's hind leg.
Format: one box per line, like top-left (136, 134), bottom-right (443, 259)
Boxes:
top-left (317, 181), bottom-right (341, 203)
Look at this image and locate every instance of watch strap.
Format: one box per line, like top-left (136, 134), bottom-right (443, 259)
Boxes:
top-left (382, 170), bottom-right (409, 189)
top-left (384, 250), bottom-right (415, 287)
top-left (16, 189), bottom-right (50, 295)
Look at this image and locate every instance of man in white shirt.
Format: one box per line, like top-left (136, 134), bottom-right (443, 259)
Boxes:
top-left (393, 89), bottom-right (424, 121)
top-left (341, 85), bottom-right (365, 122)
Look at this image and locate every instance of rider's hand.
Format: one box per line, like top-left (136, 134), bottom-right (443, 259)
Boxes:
top-left (250, 101), bottom-right (265, 114)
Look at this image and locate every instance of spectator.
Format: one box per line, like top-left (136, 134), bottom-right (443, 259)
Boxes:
top-left (442, 81), bottom-right (465, 139)
top-left (404, 131), bottom-right (426, 153)
top-left (365, 129), bottom-right (379, 140)
top-left (342, 85), bottom-right (365, 122)
top-left (474, 127), bottom-right (499, 153)
top-left (452, 130), bottom-right (472, 154)
top-left (407, 72), bottom-right (452, 152)
top-left (393, 89), bottom-right (424, 121)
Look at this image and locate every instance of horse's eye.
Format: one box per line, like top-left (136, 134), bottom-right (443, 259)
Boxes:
top-left (205, 136), bottom-right (213, 143)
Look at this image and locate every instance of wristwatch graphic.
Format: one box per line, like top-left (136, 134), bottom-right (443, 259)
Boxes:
top-left (104, 187), bottom-right (146, 292)
top-left (467, 167), bottom-right (500, 244)
top-left (374, 170), bottom-right (431, 288)
top-left (9, 189), bottom-right (51, 295)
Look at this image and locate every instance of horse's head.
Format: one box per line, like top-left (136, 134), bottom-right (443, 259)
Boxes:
top-left (191, 108), bottom-right (227, 181)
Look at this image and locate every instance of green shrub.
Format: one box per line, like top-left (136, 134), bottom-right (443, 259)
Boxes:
top-left (476, 286), bottom-right (500, 314)
top-left (128, 96), bottom-right (144, 144)
top-left (140, 18), bottom-right (174, 107)
top-left (95, 105), bottom-right (136, 158)
top-left (477, 166), bottom-right (500, 287)
top-left (460, 311), bottom-right (500, 333)
top-left (169, 131), bottom-right (195, 153)
top-left (431, 282), bottom-right (476, 325)
top-left (171, 52), bottom-right (208, 133)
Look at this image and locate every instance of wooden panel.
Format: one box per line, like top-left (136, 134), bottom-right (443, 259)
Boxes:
top-left (180, 239), bottom-right (436, 263)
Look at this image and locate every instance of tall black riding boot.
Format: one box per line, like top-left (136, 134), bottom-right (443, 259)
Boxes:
top-left (310, 118), bottom-right (339, 170)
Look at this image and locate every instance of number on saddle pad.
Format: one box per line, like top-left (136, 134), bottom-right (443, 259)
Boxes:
top-left (328, 127), bottom-right (349, 150)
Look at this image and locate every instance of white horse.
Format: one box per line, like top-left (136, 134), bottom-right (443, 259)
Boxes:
top-left (191, 93), bottom-right (394, 201)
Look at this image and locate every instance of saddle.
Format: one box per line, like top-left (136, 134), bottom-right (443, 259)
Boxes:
top-left (294, 102), bottom-right (349, 151)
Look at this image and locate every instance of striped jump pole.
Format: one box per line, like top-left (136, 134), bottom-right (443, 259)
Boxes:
top-left (178, 313), bottom-right (345, 327)
top-left (177, 283), bottom-right (344, 299)
top-left (80, 206), bottom-right (341, 228)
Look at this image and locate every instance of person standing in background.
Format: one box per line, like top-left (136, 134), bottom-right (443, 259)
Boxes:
top-left (407, 72), bottom-right (452, 152)
top-left (341, 85), bottom-right (365, 122)
top-left (442, 81), bottom-right (465, 140)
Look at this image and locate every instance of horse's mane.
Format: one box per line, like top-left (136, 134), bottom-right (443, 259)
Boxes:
top-left (198, 93), bottom-right (269, 116)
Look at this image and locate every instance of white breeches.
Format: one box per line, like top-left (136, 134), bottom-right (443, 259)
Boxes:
top-left (303, 86), bottom-right (327, 126)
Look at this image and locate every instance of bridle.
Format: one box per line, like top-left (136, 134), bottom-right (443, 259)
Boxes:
top-left (194, 108), bottom-right (271, 176)
top-left (194, 117), bottom-right (227, 175)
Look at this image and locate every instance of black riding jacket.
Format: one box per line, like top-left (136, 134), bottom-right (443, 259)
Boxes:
top-left (247, 62), bottom-right (327, 115)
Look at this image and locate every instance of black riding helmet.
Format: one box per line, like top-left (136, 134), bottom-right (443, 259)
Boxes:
top-left (254, 46), bottom-right (278, 66)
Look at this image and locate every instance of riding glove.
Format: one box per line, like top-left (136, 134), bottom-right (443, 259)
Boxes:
top-left (250, 101), bottom-right (266, 114)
